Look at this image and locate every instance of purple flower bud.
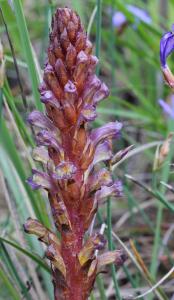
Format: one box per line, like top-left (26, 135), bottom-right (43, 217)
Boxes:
top-left (64, 80), bottom-right (77, 103)
top-left (86, 141), bottom-right (113, 175)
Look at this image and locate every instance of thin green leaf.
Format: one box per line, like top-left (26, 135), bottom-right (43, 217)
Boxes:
top-left (0, 237), bottom-right (50, 274)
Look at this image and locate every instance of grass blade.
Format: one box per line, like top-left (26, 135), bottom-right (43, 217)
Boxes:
top-left (0, 262), bottom-right (21, 300)
top-left (0, 237), bottom-right (50, 274)
top-left (12, 0), bottom-right (43, 111)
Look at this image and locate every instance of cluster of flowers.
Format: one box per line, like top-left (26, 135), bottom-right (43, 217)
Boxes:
top-left (24, 8), bottom-right (127, 300)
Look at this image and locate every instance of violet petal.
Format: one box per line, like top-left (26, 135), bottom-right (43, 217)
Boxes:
top-left (93, 82), bottom-right (109, 104)
top-left (32, 146), bottom-right (49, 164)
top-left (27, 169), bottom-right (52, 190)
top-left (53, 161), bottom-right (77, 180)
top-left (80, 104), bottom-right (97, 122)
top-left (95, 180), bottom-right (123, 202)
top-left (88, 168), bottom-right (113, 192)
top-left (160, 29), bottom-right (174, 68)
top-left (90, 121), bottom-right (122, 147)
top-left (82, 75), bottom-right (101, 104)
top-left (40, 90), bottom-right (60, 109)
top-left (93, 141), bottom-right (113, 165)
top-left (36, 130), bottom-right (64, 156)
top-left (28, 110), bottom-right (57, 132)
top-left (158, 99), bottom-right (174, 119)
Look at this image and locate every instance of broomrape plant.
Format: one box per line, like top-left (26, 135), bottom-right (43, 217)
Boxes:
top-left (24, 7), bottom-right (127, 299)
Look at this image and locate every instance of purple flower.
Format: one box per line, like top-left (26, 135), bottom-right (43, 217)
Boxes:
top-left (112, 11), bottom-right (127, 28)
top-left (80, 104), bottom-right (97, 122)
top-left (25, 8), bottom-right (126, 298)
top-left (112, 5), bottom-right (151, 29)
top-left (160, 26), bottom-right (174, 88)
top-left (88, 168), bottom-right (113, 192)
top-left (90, 121), bottom-right (122, 147)
top-left (160, 26), bottom-right (174, 68)
top-left (36, 130), bottom-right (63, 154)
top-left (93, 82), bottom-right (109, 104)
top-left (54, 161), bottom-right (77, 180)
top-left (94, 181), bottom-right (123, 202)
top-left (32, 146), bottom-right (49, 164)
top-left (64, 80), bottom-right (77, 103)
top-left (40, 90), bottom-right (60, 109)
top-left (127, 5), bottom-right (151, 24)
top-left (28, 110), bottom-right (57, 132)
top-left (82, 75), bottom-right (101, 104)
top-left (93, 141), bottom-right (112, 166)
top-left (158, 97), bottom-right (174, 119)
top-left (27, 169), bottom-right (52, 190)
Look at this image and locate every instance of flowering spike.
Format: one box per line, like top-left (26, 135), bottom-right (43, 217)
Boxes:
top-left (24, 7), bottom-right (126, 300)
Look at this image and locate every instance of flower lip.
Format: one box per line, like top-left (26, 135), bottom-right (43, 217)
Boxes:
top-left (90, 121), bottom-right (123, 147)
top-left (40, 90), bottom-right (60, 109)
top-left (32, 146), bottom-right (49, 164)
top-left (27, 176), bottom-right (41, 190)
top-left (93, 82), bottom-right (109, 104)
top-left (53, 161), bottom-right (77, 180)
top-left (160, 26), bottom-right (174, 68)
top-left (80, 104), bottom-right (97, 122)
top-left (93, 140), bottom-right (112, 165)
top-left (36, 130), bottom-right (63, 156)
top-left (64, 80), bottom-right (77, 94)
top-left (27, 110), bottom-right (56, 132)
top-left (94, 180), bottom-right (123, 202)
top-left (27, 169), bottom-right (52, 190)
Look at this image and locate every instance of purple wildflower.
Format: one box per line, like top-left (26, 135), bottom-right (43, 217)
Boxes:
top-left (112, 5), bottom-right (151, 29)
top-left (24, 8), bottom-right (126, 300)
top-left (158, 97), bottom-right (174, 119)
top-left (160, 25), bottom-right (174, 88)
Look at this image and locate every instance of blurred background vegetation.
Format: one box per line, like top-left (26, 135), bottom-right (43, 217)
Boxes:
top-left (1, 0), bottom-right (174, 299)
